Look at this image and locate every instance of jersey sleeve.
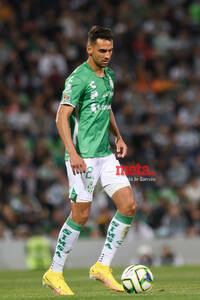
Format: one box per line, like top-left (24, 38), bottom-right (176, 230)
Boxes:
top-left (60, 74), bottom-right (85, 107)
top-left (108, 68), bottom-right (115, 82)
top-left (106, 67), bottom-right (114, 89)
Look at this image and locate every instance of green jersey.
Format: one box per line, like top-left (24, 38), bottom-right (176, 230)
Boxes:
top-left (60, 62), bottom-right (114, 159)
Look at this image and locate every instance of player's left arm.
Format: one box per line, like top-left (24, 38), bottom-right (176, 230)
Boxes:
top-left (109, 109), bottom-right (127, 158)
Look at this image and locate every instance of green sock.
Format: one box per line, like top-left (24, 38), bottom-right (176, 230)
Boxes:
top-left (51, 217), bottom-right (82, 272)
top-left (98, 211), bottom-right (133, 266)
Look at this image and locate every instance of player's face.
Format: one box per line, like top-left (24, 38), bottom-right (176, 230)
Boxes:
top-left (87, 38), bottom-right (113, 68)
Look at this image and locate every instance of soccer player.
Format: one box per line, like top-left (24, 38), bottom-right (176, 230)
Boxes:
top-left (42, 25), bottom-right (137, 295)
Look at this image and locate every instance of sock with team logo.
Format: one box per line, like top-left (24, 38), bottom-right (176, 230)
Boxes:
top-left (98, 211), bottom-right (133, 266)
top-left (51, 217), bottom-right (82, 273)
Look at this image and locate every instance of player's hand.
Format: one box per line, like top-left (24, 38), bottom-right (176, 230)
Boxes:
top-left (116, 138), bottom-right (127, 158)
top-left (70, 153), bottom-right (87, 175)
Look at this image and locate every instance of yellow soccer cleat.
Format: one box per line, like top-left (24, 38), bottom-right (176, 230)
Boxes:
top-left (42, 269), bottom-right (74, 296)
top-left (89, 261), bottom-right (124, 292)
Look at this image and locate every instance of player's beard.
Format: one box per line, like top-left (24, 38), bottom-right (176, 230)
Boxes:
top-left (92, 54), bottom-right (108, 69)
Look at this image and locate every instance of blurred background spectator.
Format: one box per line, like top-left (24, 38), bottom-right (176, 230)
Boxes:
top-left (1, 0), bottom-right (200, 240)
top-left (159, 245), bottom-right (184, 266)
top-left (129, 244), bottom-right (184, 266)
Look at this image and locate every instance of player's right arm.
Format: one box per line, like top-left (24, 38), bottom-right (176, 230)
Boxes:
top-left (56, 104), bottom-right (86, 175)
top-left (57, 71), bottom-right (87, 174)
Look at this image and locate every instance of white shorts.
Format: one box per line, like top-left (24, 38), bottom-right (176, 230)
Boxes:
top-left (66, 154), bottom-right (130, 202)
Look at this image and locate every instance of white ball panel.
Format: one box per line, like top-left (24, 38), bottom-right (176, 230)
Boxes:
top-left (121, 265), bottom-right (134, 279)
top-left (131, 272), bottom-right (142, 293)
top-left (137, 268), bottom-right (146, 279)
top-left (142, 281), bottom-right (152, 291)
top-left (123, 279), bottom-right (133, 290)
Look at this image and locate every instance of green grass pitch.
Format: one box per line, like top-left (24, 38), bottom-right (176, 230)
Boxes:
top-left (0, 266), bottom-right (200, 299)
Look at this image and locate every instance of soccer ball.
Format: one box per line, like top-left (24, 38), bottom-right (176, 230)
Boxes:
top-left (121, 264), bottom-right (153, 294)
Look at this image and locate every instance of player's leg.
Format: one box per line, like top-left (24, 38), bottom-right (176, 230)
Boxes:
top-left (43, 202), bottom-right (91, 295)
top-left (98, 185), bottom-right (136, 266)
top-left (51, 202), bottom-right (91, 272)
top-left (90, 186), bottom-right (136, 292)
top-left (43, 157), bottom-right (98, 295)
top-left (90, 154), bottom-right (136, 292)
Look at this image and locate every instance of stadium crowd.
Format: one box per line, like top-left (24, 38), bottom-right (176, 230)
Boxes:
top-left (1, 0), bottom-right (200, 240)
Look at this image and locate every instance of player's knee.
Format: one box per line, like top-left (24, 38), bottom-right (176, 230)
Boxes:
top-left (123, 200), bottom-right (137, 217)
top-left (79, 210), bottom-right (90, 225)
top-left (131, 201), bottom-right (137, 215)
top-left (71, 209), bottom-right (90, 226)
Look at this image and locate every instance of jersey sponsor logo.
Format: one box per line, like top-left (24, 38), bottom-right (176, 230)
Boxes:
top-left (91, 103), bottom-right (97, 112)
top-left (90, 104), bottom-right (111, 113)
top-left (89, 81), bottom-right (96, 89)
top-left (101, 104), bottom-right (111, 110)
top-left (90, 90), bottom-right (98, 101)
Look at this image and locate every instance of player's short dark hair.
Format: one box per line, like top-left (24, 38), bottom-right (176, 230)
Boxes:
top-left (88, 25), bottom-right (113, 44)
